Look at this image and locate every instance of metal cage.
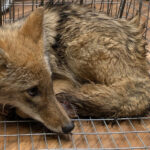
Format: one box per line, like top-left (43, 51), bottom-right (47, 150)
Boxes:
top-left (0, 0), bottom-right (150, 150)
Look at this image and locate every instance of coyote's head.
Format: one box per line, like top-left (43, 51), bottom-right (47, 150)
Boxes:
top-left (0, 8), bottom-right (74, 133)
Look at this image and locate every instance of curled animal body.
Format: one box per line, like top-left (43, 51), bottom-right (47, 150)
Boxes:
top-left (0, 4), bottom-right (149, 133)
top-left (47, 4), bottom-right (150, 118)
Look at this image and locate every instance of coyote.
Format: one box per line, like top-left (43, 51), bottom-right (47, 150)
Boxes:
top-left (0, 4), bottom-right (149, 133)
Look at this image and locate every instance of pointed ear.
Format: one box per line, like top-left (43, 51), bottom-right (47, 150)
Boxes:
top-left (0, 48), bottom-right (9, 69)
top-left (19, 8), bottom-right (44, 43)
top-left (129, 12), bottom-right (140, 26)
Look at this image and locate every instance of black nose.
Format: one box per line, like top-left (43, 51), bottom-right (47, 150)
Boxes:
top-left (62, 121), bottom-right (74, 133)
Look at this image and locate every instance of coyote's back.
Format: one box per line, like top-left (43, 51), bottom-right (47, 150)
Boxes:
top-left (46, 5), bottom-right (150, 118)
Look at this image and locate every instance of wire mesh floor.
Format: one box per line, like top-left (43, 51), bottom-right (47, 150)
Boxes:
top-left (0, 116), bottom-right (150, 150)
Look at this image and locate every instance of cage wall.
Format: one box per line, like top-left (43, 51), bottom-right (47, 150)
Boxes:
top-left (1, 0), bottom-right (150, 41)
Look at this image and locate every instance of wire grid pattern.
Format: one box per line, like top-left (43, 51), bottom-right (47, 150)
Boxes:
top-left (0, 0), bottom-right (150, 150)
top-left (0, 116), bottom-right (150, 149)
top-left (1, 0), bottom-right (150, 41)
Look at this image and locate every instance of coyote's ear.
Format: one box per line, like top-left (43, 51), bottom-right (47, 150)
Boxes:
top-left (0, 48), bottom-right (9, 69)
top-left (129, 12), bottom-right (140, 26)
top-left (19, 8), bottom-right (44, 43)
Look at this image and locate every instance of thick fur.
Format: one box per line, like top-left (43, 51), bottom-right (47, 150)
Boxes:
top-left (0, 4), bottom-right (150, 132)
top-left (44, 5), bottom-right (150, 118)
top-left (0, 8), bottom-right (71, 133)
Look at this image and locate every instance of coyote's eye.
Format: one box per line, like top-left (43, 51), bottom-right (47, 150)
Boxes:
top-left (27, 86), bottom-right (39, 97)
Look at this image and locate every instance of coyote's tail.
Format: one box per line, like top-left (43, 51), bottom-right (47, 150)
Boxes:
top-left (56, 78), bottom-right (150, 118)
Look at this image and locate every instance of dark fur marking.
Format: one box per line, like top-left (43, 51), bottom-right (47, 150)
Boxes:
top-left (25, 98), bottom-right (37, 108)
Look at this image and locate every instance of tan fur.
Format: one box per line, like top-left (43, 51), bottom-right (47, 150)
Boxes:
top-left (0, 8), bottom-right (71, 133)
top-left (0, 4), bottom-right (150, 132)
top-left (44, 5), bottom-right (150, 118)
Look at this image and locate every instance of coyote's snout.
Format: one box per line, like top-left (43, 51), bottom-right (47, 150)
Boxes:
top-left (0, 8), bottom-right (74, 133)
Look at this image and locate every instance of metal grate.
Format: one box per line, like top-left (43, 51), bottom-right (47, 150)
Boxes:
top-left (0, 116), bottom-right (150, 149)
top-left (0, 0), bottom-right (150, 150)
